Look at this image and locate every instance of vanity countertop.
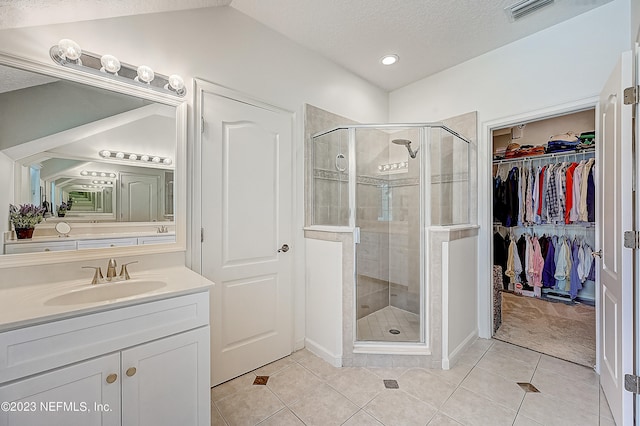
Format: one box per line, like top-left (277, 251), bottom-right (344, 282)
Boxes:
top-left (0, 265), bottom-right (213, 332)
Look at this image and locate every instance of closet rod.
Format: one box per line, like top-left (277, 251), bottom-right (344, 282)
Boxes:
top-left (492, 148), bottom-right (595, 165)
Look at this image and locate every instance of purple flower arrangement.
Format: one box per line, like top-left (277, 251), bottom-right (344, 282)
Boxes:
top-left (9, 203), bottom-right (45, 229)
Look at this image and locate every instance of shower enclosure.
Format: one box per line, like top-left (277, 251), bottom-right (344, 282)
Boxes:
top-left (311, 123), bottom-right (470, 345)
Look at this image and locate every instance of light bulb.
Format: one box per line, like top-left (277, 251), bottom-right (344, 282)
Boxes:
top-left (168, 74), bottom-right (185, 91)
top-left (152, 156), bottom-right (161, 163)
top-left (115, 152), bottom-right (125, 159)
top-left (100, 150), bottom-right (111, 158)
top-left (381, 54), bottom-right (399, 65)
top-left (141, 155), bottom-right (149, 162)
top-left (129, 154), bottom-right (138, 161)
top-left (163, 158), bottom-right (172, 165)
top-left (100, 54), bottom-right (121, 74)
top-left (136, 65), bottom-right (154, 83)
top-left (92, 180), bottom-right (98, 184)
top-left (91, 172), bottom-right (97, 177)
top-left (80, 171), bottom-right (88, 176)
top-left (100, 172), bottom-right (107, 177)
top-left (110, 173), bottom-right (116, 178)
top-left (57, 39), bottom-right (82, 61)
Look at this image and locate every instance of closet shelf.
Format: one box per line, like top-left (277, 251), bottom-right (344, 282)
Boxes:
top-left (493, 148), bottom-right (595, 165)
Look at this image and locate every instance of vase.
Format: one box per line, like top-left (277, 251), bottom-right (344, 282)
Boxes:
top-left (15, 228), bottom-right (34, 239)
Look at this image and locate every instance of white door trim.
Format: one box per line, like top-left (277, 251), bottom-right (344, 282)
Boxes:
top-left (477, 96), bottom-right (600, 368)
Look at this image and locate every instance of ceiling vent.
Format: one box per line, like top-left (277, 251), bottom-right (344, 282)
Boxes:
top-left (505, 0), bottom-right (555, 21)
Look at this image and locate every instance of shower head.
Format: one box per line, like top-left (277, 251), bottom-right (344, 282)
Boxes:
top-left (392, 139), bottom-right (419, 159)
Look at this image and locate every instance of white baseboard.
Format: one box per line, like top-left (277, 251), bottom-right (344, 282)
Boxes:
top-left (304, 338), bottom-right (342, 367)
top-left (442, 329), bottom-right (478, 370)
top-left (293, 338), bottom-right (305, 353)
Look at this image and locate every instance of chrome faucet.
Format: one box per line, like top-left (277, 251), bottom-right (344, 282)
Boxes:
top-left (106, 258), bottom-right (117, 281)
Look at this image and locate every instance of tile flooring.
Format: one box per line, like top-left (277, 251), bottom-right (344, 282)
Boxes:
top-left (356, 306), bottom-right (420, 342)
top-left (211, 338), bottom-right (615, 426)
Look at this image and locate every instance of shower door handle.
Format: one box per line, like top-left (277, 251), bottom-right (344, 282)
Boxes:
top-left (278, 244), bottom-right (290, 253)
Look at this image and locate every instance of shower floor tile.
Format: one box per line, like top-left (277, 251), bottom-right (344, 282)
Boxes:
top-left (357, 306), bottom-right (420, 342)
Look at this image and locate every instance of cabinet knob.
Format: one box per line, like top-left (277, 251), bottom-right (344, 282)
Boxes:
top-left (106, 373), bottom-right (118, 384)
top-left (126, 367), bottom-right (137, 377)
top-left (44, 248), bottom-right (50, 252)
top-left (110, 244), bottom-right (115, 247)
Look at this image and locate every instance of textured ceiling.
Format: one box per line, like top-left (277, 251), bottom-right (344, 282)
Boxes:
top-left (0, 0), bottom-right (614, 91)
top-left (0, 0), bottom-right (232, 30)
top-left (230, 0), bottom-right (614, 90)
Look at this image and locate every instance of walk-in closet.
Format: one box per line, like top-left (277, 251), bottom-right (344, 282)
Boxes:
top-left (491, 109), bottom-right (597, 367)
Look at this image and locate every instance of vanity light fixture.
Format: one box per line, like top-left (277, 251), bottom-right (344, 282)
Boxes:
top-left (378, 161), bottom-right (408, 174)
top-left (81, 170), bottom-right (117, 178)
top-left (50, 39), bottom-right (186, 97)
top-left (99, 149), bottom-right (172, 166)
top-left (92, 180), bottom-right (113, 185)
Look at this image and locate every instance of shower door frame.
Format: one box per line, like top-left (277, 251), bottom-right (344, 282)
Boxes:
top-left (349, 124), bottom-right (429, 351)
top-left (312, 123), bottom-right (471, 354)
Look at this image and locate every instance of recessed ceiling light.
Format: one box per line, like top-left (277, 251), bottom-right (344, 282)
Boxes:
top-left (381, 54), bottom-right (399, 65)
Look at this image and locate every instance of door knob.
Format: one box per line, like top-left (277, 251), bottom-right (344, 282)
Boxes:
top-left (592, 249), bottom-right (602, 258)
top-left (126, 367), bottom-right (137, 377)
top-left (278, 244), bottom-right (290, 253)
top-left (106, 373), bottom-right (118, 384)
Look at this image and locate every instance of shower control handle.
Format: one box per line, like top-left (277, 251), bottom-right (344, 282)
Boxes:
top-left (278, 244), bottom-right (290, 253)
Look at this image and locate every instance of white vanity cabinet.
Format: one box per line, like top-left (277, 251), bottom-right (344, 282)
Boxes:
top-left (0, 291), bottom-right (210, 426)
top-left (77, 237), bottom-right (139, 249)
top-left (4, 240), bottom-right (77, 255)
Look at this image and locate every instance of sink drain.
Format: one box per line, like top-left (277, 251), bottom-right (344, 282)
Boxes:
top-left (389, 329), bottom-right (401, 335)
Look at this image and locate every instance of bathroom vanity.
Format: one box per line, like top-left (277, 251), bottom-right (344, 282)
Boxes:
top-left (0, 266), bottom-right (212, 426)
top-left (0, 50), bottom-right (210, 425)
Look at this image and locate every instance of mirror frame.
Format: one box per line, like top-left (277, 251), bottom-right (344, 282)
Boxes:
top-left (0, 52), bottom-right (187, 269)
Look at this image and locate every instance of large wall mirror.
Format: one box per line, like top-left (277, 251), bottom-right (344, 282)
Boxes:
top-left (0, 53), bottom-right (187, 268)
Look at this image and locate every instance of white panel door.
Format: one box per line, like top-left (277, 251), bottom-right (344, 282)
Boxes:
top-left (201, 90), bottom-right (294, 386)
top-left (598, 50), bottom-right (634, 426)
top-left (120, 174), bottom-right (159, 221)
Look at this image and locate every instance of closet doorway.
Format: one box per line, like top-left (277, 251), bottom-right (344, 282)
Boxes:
top-left (491, 109), bottom-right (597, 368)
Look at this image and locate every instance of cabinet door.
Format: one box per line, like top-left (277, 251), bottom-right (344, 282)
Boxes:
top-left (4, 241), bottom-right (76, 254)
top-left (121, 327), bottom-right (210, 426)
top-left (0, 353), bottom-right (120, 426)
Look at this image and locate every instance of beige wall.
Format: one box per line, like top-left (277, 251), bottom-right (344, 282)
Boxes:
top-left (493, 109), bottom-right (595, 152)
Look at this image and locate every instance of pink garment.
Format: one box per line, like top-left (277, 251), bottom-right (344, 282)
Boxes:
top-left (528, 236), bottom-right (545, 287)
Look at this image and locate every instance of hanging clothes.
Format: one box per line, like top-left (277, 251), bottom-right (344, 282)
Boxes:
top-left (541, 236), bottom-right (556, 287)
top-left (505, 237), bottom-right (523, 285)
top-left (529, 236), bottom-right (544, 288)
top-left (554, 237), bottom-right (571, 291)
top-left (569, 238), bottom-right (583, 299)
top-left (493, 156), bottom-right (596, 228)
top-left (505, 167), bottom-right (519, 227)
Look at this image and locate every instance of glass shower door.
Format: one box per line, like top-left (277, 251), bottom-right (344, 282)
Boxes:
top-left (354, 127), bottom-right (422, 343)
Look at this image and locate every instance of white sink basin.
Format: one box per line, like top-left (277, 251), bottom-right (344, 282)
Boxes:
top-left (44, 280), bottom-right (167, 306)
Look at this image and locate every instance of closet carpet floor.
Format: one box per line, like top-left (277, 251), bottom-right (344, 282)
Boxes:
top-left (493, 292), bottom-right (596, 367)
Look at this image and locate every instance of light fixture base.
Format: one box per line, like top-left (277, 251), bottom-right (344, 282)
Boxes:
top-left (50, 45), bottom-right (186, 98)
